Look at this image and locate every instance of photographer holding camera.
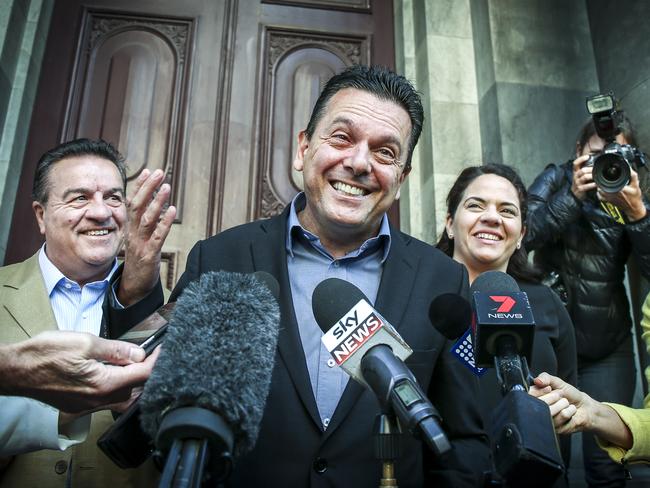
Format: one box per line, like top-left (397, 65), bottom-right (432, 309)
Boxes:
top-left (524, 94), bottom-right (650, 487)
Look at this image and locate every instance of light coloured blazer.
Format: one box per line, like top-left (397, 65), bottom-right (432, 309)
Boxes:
top-left (0, 253), bottom-right (158, 487)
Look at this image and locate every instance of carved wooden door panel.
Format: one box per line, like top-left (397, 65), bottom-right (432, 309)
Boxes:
top-left (6, 0), bottom-right (395, 288)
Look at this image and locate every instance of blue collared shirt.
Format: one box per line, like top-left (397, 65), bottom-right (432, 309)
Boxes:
top-left (286, 193), bottom-right (391, 430)
top-left (38, 245), bottom-right (118, 336)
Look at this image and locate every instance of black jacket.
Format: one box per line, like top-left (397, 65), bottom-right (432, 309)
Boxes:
top-left (524, 161), bottom-right (650, 360)
top-left (109, 207), bottom-right (491, 487)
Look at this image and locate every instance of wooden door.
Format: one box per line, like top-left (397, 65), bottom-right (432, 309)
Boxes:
top-left (5, 0), bottom-right (395, 288)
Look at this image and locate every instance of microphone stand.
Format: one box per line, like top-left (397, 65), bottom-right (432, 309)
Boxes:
top-left (373, 413), bottom-right (402, 488)
top-left (155, 407), bottom-right (234, 488)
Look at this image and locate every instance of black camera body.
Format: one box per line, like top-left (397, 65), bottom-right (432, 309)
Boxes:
top-left (586, 93), bottom-right (647, 193)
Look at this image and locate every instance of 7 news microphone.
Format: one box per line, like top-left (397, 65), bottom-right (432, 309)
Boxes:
top-left (431, 271), bottom-right (563, 487)
top-left (311, 277), bottom-right (451, 456)
top-left (98, 271), bottom-right (280, 485)
top-left (470, 270), bottom-right (535, 392)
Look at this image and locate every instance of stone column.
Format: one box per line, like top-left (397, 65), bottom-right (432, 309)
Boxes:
top-left (394, 0), bottom-right (482, 244)
top-left (0, 0), bottom-right (52, 262)
top-left (470, 0), bottom-right (599, 185)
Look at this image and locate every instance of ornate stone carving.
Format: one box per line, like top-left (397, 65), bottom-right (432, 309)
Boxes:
top-left (261, 177), bottom-right (287, 218)
top-left (88, 15), bottom-right (190, 65)
top-left (74, 10), bottom-right (194, 223)
top-left (267, 31), bottom-right (363, 71)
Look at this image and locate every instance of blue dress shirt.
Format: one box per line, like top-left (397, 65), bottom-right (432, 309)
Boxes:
top-left (38, 245), bottom-right (118, 336)
top-left (286, 193), bottom-right (391, 430)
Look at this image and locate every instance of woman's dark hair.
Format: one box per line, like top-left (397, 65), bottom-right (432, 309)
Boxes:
top-left (576, 113), bottom-right (638, 153)
top-left (436, 163), bottom-right (542, 283)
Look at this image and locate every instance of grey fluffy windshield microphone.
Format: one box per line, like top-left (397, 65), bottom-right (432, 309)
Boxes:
top-left (139, 270), bottom-right (280, 485)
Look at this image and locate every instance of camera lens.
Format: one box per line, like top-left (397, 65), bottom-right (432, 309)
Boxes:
top-left (592, 151), bottom-right (631, 193)
top-left (602, 162), bottom-right (622, 182)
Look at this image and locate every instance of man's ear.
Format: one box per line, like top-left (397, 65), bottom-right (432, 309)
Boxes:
top-left (32, 201), bottom-right (46, 235)
top-left (293, 130), bottom-right (310, 172)
top-left (395, 165), bottom-right (411, 200)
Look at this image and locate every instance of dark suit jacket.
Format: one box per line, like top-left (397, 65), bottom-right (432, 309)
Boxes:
top-left (111, 209), bottom-right (490, 487)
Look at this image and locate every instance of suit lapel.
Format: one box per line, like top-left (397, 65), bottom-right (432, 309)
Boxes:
top-left (2, 253), bottom-right (57, 337)
top-left (374, 227), bottom-right (419, 332)
top-left (324, 226), bottom-right (420, 439)
top-left (252, 212), bottom-right (322, 429)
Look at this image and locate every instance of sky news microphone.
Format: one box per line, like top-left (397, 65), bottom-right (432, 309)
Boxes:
top-left (135, 271), bottom-right (279, 486)
top-left (312, 278), bottom-right (451, 457)
top-left (470, 271), bottom-right (535, 392)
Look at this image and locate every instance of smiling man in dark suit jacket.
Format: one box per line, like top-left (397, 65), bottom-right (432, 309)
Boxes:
top-left (113, 65), bottom-right (490, 487)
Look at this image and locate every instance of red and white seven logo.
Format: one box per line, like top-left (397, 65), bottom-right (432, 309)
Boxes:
top-left (489, 296), bottom-right (516, 313)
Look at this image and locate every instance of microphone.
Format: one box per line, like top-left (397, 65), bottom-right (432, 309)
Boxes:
top-left (428, 293), bottom-right (472, 340)
top-left (428, 293), bottom-right (486, 377)
top-left (467, 271), bottom-right (564, 487)
top-left (138, 270), bottom-right (280, 486)
top-left (470, 271), bottom-right (535, 391)
top-left (312, 278), bottom-right (450, 456)
top-left (99, 271), bottom-right (279, 484)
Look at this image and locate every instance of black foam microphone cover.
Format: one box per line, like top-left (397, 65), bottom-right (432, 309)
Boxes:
top-left (253, 271), bottom-right (280, 300)
top-left (470, 270), bottom-right (519, 294)
top-left (312, 277), bottom-right (367, 333)
top-left (428, 293), bottom-right (472, 340)
top-left (139, 270), bottom-right (280, 459)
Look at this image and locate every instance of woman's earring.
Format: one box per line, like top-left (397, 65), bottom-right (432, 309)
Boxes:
top-left (516, 241), bottom-right (521, 249)
top-left (448, 232), bottom-right (454, 239)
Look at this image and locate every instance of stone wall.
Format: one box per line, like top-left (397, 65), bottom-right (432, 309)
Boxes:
top-left (0, 0), bottom-right (52, 261)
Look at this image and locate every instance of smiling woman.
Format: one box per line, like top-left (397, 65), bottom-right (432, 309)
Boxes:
top-left (436, 163), bottom-right (578, 485)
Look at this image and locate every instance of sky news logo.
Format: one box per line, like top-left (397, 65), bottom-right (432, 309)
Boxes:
top-left (321, 300), bottom-right (384, 365)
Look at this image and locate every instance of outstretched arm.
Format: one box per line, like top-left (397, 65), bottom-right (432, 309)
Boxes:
top-left (0, 331), bottom-right (157, 413)
top-left (529, 372), bottom-right (633, 450)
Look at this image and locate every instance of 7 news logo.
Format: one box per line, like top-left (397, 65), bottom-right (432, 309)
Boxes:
top-left (487, 295), bottom-right (523, 319)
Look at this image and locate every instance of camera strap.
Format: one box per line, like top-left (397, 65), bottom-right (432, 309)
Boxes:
top-left (599, 201), bottom-right (626, 224)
